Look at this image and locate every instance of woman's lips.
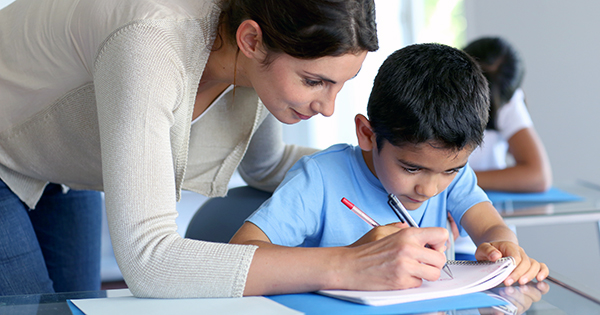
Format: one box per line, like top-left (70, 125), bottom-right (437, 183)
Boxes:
top-left (293, 109), bottom-right (312, 120)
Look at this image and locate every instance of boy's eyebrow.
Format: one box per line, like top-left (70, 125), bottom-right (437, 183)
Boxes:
top-left (399, 159), bottom-right (467, 172)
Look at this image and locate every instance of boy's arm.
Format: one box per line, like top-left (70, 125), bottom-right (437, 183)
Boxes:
top-left (461, 202), bottom-right (549, 285)
top-left (231, 222), bottom-right (272, 244)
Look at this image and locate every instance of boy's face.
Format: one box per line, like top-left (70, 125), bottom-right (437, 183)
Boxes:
top-left (365, 140), bottom-right (472, 210)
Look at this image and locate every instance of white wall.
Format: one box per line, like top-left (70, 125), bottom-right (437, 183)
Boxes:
top-left (0, 0), bottom-right (12, 9)
top-left (464, 0), bottom-right (600, 184)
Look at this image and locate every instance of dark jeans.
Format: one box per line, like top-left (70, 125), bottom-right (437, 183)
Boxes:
top-left (0, 180), bottom-right (102, 295)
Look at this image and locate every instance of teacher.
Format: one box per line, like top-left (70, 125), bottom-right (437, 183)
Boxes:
top-left (0, 0), bottom-right (449, 298)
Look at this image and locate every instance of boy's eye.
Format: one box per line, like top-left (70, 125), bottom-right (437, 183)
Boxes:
top-left (404, 167), bottom-right (420, 174)
top-left (304, 79), bottom-right (323, 87)
top-left (444, 168), bottom-right (461, 174)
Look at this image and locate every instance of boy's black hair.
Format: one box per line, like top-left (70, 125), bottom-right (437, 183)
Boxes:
top-left (463, 37), bottom-right (525, 130)
top-left (367, 43), bottom-right (489, 152)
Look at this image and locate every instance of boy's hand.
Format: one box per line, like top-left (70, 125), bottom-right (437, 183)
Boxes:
top-left (349, 222), bottom-right (409, 247)
top-left (475, 241), bottom-right (549, 286)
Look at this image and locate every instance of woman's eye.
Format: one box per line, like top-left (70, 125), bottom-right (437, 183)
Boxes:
top-left (304, 79), bottom-right (323, 87)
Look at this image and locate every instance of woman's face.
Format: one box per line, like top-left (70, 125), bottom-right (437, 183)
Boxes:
top-left (248, 51), bottom-right (368, 124)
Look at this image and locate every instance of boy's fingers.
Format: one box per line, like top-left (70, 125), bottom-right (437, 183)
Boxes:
top-left (518, 258), bottom-right (539, 285)
top-left (506, 251), bottom-right (531, 286)
top-left (536, 262), bottom-right (550, 281)
top-left (518, 258), bottom-right (548, 285)
top-left (474, 243), bottom-right (502, 261)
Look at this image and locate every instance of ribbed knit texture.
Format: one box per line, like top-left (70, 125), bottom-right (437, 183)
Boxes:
top-left (0, 0), bottom-right (314, 298)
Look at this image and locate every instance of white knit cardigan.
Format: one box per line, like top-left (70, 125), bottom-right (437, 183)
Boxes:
top-left (0, 0), bottom-right (315, 297)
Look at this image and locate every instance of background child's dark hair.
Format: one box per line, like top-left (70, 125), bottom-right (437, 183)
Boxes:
top-left (367, 43), bottom-right (489, 152)
top-left (463, 36), bottom-right (525, 130)
top-left (219, 0), bottom-right (379, 66)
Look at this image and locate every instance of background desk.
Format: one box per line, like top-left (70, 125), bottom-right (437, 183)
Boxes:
top-left (493, 182), bottom-right (600, 297)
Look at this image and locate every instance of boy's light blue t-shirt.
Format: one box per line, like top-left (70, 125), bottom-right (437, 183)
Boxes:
top-left (247, 144), bottom-right (490, 247)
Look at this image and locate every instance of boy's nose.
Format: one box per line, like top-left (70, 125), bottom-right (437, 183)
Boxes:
top-left (416, 180), bottom-right (438, 198)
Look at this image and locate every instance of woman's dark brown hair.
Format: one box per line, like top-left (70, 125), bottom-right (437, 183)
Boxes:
top-left (219, 0), bottom-right (378, 65)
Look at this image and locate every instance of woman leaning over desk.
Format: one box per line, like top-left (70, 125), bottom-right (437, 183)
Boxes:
top-left (0, 0), bottom-right (451, 298)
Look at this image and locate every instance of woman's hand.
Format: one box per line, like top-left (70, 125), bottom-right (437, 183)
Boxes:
top-left (348, 222), bottom-right (409, 247)
top-left (335, 226), bottom-right (449, 291)
top-left (242, 225), bottom-right (449, 295)
top-left (475, 241), bottom-right (549, 286)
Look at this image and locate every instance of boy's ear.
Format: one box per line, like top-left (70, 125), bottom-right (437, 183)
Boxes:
top-left (355, 114), bottom-right (376, 151)
top-left (236, 20), bottom-right (266, 60)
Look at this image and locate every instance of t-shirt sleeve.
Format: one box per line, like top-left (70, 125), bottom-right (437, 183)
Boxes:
top-left (496, 88), bottom-right (534, 139)
top-left (446, 164), bottom-right (491, 236)
top-left (246, 155), bottom-right (325, 246)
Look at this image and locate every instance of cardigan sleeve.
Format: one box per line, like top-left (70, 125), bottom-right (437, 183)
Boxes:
top-left (94, 23), bottom-right (256, 298)
top-left (238, 113), bottom-right (319, 192)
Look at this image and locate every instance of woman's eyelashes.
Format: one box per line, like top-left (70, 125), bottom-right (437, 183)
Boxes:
top-left (303, 78), bottom-right (324, 87)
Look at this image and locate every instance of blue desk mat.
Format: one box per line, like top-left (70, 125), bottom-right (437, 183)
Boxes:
top-left (485, 186), bottom-right (583, 204)
top-left (267, 292), bottom-right (506, 315)
top-left (68, 300), bottom-right (84, 315)
top-left (67, 292), bottom-right (505, 315)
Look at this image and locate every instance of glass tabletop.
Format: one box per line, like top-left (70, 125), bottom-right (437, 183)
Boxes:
top-left (1, 278), bottom-right (599, 315)
top-left (0, 290), bottom-right (107, 314)
top-left (493, 181), bottom-right (600, 218)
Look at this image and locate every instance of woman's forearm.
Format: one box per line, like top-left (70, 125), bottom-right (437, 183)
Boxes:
top-left (242, 227), bottom-right (450, 296)
top-left (243, 242), bottom-right (344, 295)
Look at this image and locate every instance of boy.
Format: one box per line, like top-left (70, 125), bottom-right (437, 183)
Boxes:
top-left (231, 43), bottom-right (548, 286)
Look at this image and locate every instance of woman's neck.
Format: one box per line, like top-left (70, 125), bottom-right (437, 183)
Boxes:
top-left (200, 31), bottom-right (250, 90)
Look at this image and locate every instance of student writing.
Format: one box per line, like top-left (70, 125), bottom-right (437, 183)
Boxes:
top-left (231, 43), bottom-right (549, 287)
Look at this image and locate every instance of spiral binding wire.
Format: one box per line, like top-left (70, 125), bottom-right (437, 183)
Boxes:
top-left (447, 256), bottom-right (515, 265)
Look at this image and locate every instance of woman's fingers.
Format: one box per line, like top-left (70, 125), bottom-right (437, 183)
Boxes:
top-left (343, 227), bottom-right (449, 290)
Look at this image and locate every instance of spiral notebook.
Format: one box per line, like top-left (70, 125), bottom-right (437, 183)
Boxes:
top-left (318, 256), bottom-right (516, 306)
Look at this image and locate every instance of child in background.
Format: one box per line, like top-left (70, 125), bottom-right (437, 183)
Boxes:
top-left (464, 37), bottom-right (552, 193)
top-left (451, 37), bottom-right (554, 260)
top-left (231, 43), bottom-right (548, 287)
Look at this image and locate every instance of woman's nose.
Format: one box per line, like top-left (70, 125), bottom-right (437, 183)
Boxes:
top-left (311, 92), bottom-right (336, 117)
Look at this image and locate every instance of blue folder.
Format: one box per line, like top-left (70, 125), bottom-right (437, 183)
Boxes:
top-left (267, 292), bottom-right (506, 315)
top-left (485, 186), bottom-right (583, 204)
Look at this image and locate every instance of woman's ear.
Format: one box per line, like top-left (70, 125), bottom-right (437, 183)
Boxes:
top-left (236, 20), bottom-right (266, 60)
top-left (355, 114), bottom-right (376, 151)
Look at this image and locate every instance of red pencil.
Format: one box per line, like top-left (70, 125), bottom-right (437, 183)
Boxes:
top-left (341, 197), bottom-right (380, 227)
